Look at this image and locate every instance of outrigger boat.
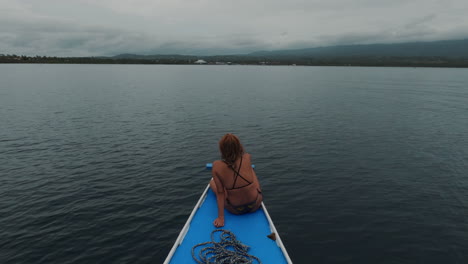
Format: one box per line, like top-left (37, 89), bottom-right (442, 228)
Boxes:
top-left (164, 164), bottom-right (292, 263)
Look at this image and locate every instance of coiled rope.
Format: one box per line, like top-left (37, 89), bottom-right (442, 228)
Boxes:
top-left (191, 229), bottom-right (261, 264)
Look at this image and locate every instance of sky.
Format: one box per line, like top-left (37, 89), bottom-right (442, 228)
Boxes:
top-left (1, 0), bottom-right (468, 56)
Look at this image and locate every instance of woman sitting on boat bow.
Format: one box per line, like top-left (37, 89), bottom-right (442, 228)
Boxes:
top-left (210, 133), bottom-right (263, 227)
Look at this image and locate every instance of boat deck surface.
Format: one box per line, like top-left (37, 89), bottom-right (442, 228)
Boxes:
top-left (169, 188), bottom-right (288, 263)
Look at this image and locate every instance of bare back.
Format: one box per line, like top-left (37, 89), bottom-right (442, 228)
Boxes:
top-left (212, 153), bottom-right (262, 206)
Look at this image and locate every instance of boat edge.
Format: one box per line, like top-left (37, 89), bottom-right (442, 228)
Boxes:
top-left (261, 202), bottom-right (293, 263)
top-left (163, 184), bottom-right (210, 264)
top-left (164, 184), bottom-right (293, 264)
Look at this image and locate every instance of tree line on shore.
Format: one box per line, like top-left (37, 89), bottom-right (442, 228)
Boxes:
top-left (1, 54), bottom-right (468, 67)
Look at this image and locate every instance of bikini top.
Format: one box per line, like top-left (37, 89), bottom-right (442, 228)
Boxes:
top-left (224, 155), bottom-right (253, 191)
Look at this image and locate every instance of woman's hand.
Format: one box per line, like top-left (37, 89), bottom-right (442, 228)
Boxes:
top-left (213, 217), bottom-right (224, 227)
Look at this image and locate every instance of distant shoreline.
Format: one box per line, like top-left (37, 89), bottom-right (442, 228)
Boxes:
top-left (1, 55), bottom-right (468, 68)
top-left (2, 63), bottom-right (468, 69)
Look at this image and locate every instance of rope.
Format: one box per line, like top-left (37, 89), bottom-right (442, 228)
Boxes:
top-left (192, 229), bottom-right (261, 264)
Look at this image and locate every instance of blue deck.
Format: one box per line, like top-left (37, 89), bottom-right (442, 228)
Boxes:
top-left (169, 188), bottom-right (288, 263)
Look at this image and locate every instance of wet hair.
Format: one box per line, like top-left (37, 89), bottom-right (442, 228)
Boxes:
top-left (219, 133), bottom-right (244, 165)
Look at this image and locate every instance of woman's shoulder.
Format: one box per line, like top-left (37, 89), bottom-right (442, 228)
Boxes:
top-left (213, 153), bottom-right (251, 167)
top-left (213, 160), bottom-right (227, 168)
top-left (213, 159), bottom-right (225, 164)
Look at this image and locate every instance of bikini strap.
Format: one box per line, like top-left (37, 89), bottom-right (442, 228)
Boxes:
top-left (231, 155), bottom-right (243, 189)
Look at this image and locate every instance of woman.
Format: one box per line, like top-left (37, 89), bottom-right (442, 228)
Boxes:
top-left (210, 133), bottom-right (263, 227)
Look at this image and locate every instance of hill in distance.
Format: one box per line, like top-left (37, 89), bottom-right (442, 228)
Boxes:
top-left (248, 39), bottom-right (468, 58)
top-left (114, 38), bottom-right (468, 59)
top-left (3, 38), bottom-right (468, 67)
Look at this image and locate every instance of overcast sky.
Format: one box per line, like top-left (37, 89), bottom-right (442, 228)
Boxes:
top-left (1, 0), bottom-right (468, 56)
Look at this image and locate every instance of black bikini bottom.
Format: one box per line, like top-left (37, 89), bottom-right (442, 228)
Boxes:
top-left (226, 191), bottom-right (262, 214)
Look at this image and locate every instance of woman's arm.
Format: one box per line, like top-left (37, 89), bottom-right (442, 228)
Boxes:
top-left (212, 163), bottom-right (225, 227)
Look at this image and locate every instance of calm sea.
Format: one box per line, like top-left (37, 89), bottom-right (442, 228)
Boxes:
top-left (1, 64), bottom-right (468, 263)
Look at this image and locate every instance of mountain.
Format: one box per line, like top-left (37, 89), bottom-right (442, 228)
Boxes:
top-left (112, 54), bottom-right (197, 60)
top-left (90, 38), bottom-right (468, 67)
top-left (112, 39), bottom-right (468, 59)
top-left (248, 39), bottom-right (468, 58)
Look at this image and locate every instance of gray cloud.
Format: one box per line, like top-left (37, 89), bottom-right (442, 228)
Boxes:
top-left (1, 0), bottom-right (468, 56)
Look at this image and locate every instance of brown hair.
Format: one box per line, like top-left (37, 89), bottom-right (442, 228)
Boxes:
top-left (219, 133), bottom-right (244, 165)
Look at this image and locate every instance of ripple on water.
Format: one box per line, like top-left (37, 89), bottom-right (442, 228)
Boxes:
top-left (1, 65), bottom-right (468, 263)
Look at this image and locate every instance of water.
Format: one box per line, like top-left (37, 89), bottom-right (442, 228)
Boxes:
top-left (1, 64), bottom-right (468, 263)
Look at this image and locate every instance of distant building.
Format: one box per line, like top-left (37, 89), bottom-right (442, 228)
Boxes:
top-left (194, 59), bottom-right (207, 64)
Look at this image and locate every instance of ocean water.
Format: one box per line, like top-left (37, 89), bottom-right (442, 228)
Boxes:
top-left (1, 64), bottom-right (468, 263)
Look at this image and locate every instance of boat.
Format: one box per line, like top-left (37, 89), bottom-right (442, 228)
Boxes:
top-left (164, 164), bottom-right (292, 263)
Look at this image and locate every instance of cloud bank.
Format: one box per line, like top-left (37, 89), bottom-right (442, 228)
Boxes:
top-left (1, 0), bottom-right (468, 56)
